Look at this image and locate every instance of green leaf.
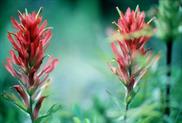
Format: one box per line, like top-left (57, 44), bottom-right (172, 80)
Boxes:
top-left (84, 118), bottom-right (91, 123)
top-left (47, 104), bottom-right (62, 114)
top-left (2, 90), bottom-right (27, 113)
top-left (34, 114), bottom-right (49, 123)
top-left (126, 89), bottom-right (138, 105)
top-left (34, 104), bottom-right (62, 123)
top-left (127, 102), bottom-right (162, 123)
top-left (108, 25), bottom-right (154, 43)
top-left (73, 117), bottom-right (91, 123)
top-left (73, 117), bottom-right (81, 123)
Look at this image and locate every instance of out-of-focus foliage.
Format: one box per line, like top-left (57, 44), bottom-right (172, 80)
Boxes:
top-left (108, 25), bottom-right (154, 42)
top-left (156, 0), bottom-right (182, 41)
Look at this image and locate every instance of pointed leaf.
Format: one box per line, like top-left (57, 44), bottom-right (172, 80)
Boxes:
top-left (34, 104), bottom-right (62, 123)
top-left (2, 91), bottom-right (27, 112)
top-left (73, 117), bottom-right (81, 123)
top-left (13, 85), bottom-right (29, 107)
top-left (33, 96), bottom-right (46, 119)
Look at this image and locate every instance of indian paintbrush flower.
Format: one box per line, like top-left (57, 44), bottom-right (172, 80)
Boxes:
top-left (116, 6), bottom-right (150, 54)
top-left (108, 6), bottom-right (159, 122)
top-left (4, 8), bottom-right (58, 122)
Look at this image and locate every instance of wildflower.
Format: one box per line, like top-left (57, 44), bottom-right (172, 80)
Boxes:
top-left (113, 6), bottom-right (154, 54)
top-left (108, 6), bottom-right (159, 122)
top-left (109, 6), bottom-right (158, 93)
top-left (4, 8), bottom-right (58, 122)
top-left (109, 41), bottom-right (159, 94)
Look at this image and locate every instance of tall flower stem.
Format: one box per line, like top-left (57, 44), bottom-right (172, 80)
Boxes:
top-left (108, 6), bottom-right (158, 123)
top-left (124, 101), bottom-right (129, 123)
top-left (123, 89), bottom-right (131, 123)
top-left (165, 40), bottom-right (173, 116)
top-left (29, 95), bottom-right (35, 123)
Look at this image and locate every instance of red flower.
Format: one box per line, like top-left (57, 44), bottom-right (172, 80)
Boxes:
top-left (6, 8), bottom-right (58, 88)
top-left (116, 6), bottom-right (151, 54)
top-left (109, 41), bottom-right (159, 92)
top-left (109, 6), bottom-right (159, 92)
top-left (5, 8), bottom-right (58, 121)
top-left (109, 41), bottom-right (130, 86)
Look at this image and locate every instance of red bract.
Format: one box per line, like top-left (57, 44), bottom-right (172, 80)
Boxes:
top-left (6, 9), bottom-right (58, 88)
top-left (109, 6), bottom-right (159, 93)
top-left (109, 41), bottom-right (130, 86)
top-left (5, 8), bottom-right (58, 121)
top-left (117, 6), bottom-right (151, 54)
top-left (110, 41), bottom-right (159, 92)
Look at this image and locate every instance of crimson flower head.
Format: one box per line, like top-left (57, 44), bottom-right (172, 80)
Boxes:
top-left (6, 8), bottom-right (58, 88)
top-left (4, 8), bottom-right (58, 121)
top-left (116, 6), bottom-right (152, 54)
top-left (109, 6), bottom-right (159, 94)
top-left (109, 41), bottom-right (158, 93)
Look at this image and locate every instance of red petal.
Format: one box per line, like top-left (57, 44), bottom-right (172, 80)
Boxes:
top-left (42, 30), bottom-right (52, 47)
top-left (111, 42), bottom-right (125, 66)
top-left (39, 20), bottom-right (47, 33)
top-left (33, 96), bottom-right (46, 119)
top-left (9, 50), bottom-right (21, 65)
top-left (8, 33), bottom-right (20, 51)
top-left (5, 58), bottom-right (17, 77)
top-left (44, 58), bottom-right (58, 74)
top-left (11, 18), bottom-right (20, 29)
top-left (13, 85), bottom-right (29, 107)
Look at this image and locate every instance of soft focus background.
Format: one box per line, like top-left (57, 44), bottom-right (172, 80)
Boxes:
top-left (0, 0), bottom-right (182, 123)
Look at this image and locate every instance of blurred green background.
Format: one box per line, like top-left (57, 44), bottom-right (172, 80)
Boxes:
top-left (0, 0), bottom-right (182, 123)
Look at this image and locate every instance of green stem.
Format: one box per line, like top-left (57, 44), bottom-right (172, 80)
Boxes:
top-left (124, 89), bottom-right (130, 123)
top-left (165, 40), bottom-right (173, 116)
top-left (124, 102), bottom-right (129, 123)
top-left (28, 94), bottom-right (35, 123)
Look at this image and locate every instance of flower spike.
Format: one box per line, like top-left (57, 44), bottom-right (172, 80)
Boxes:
top-left (4, 8), bottom-right (59, 122)
top-left (108, 5), bottom-right (159, 122)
